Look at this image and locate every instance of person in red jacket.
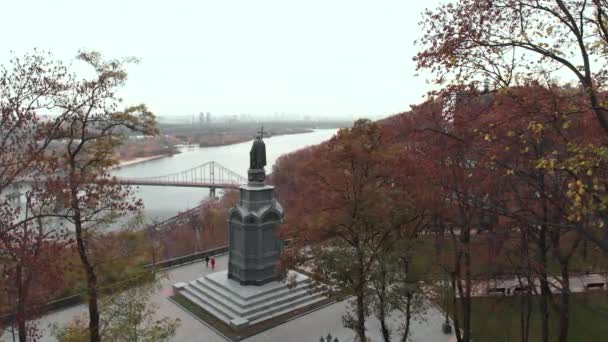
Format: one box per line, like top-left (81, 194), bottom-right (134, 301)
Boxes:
top-left (211, 256), bottom-right (216, 270)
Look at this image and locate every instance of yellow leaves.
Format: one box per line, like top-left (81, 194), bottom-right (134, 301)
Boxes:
top-left (536, 158), bottom-right (556, 170)
top-left (506, 130), bottom-right (515, 137)
top-left (484, 134), bottom-right (492, 141)
top-left (562, 121), bottom-right (571, 129)
top-left (506, 169), bottom-right (514, 175)
top-left (498, 88), bottom-right (511, 95)
top-left (527, 121), bottom-right (544, 134)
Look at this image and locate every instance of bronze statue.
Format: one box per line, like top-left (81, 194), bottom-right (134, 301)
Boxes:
top-left (249, 135), bottom-right (266, 170)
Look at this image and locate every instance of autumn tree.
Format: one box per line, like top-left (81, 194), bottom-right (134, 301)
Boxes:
top-left (0, 51), bottom-right (75, 341)
top-left (47, 51), bottom-right (156, 342)
top-left (279, 119), bottom-right (427, 341)
top-left (411, 85), bottom-right (604, 342)
top-left (416, 0), bottom-right (608, 131)
top-left (0, 192), bottom-right (67, 342)
top-left (51, 276), bottom-right (180, 342)
top-left (416, 0), bottom-right (608, 255)
top-left (402, 93), bottom-right (498, 342)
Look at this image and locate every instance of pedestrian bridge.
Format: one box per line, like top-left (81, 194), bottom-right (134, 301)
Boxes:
top-left (13, 161), bottom-right (247, 199)
top-left (114, 161), bottom-right (246, 189)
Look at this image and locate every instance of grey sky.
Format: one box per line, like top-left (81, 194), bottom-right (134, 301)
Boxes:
top-left (1, 0), bottom-right (443, 119)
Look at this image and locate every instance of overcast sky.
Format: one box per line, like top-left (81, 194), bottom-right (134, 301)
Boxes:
top-left (0, 0), bottom-right (443, 119)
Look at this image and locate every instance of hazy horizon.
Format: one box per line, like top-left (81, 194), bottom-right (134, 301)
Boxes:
top-left (0, 0), bottom-right (443, 120)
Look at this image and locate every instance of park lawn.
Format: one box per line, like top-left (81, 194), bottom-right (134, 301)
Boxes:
top-left (464, 292), bottom-right (608, 342)
top-left (411, 235), bottom-right (608, 279)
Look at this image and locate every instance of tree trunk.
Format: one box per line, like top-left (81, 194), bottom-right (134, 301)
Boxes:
top-left (451, 270), bottom-right (463, 342)
top-left (401, 292), bottom-right (412, 342)
top-left (519, 230), bottom-right (532, 342)
top-left (71, 186), bottom-right (101, 342)
top-left (518, 282), bottom-right (525, 342)
top-left (584, 80), bottom-right (608, 134)
top-left (377, 267), bottom-right (391, 342)
top-left (356, 289), bottom-right (366, 342)
top-left (538, 225), bottom-right (550, 342)
top-left (356, 251), bottom-right (367, 342)
top-left (524, 284), bottom-right (532, 342)
top-left (16, 264), bottom-right (26, 342)
top-left (516, 273), bottom-right (533, 342)
top-left (378, 296), bottom-right (390, 342)
top-left (401, 259), bottom-right (412, 342)
top-left (463, 242), bottom-right (472, 342)
top-left (558, 261), bottom-right (570, 342)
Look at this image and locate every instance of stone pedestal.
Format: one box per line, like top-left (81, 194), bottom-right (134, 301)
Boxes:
top-left (227, 182), bottom-right (284, 285)
top-left (173, 270), bottom-right (325, 329)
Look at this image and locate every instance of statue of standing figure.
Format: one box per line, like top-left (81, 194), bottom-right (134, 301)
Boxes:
top-left (248, 127), bottom-right (267, 183)
top-left (249, 135), bottom-right (266, 170)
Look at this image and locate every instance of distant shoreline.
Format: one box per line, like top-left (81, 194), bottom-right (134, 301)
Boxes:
top-left (114, 129), bottom-right (329, 169)
top-left (112, 155), bottom-right (169, 169)
top-left (197, 128), bottom-right (313, 147)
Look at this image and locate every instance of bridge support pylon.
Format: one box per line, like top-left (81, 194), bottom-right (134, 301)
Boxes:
top-left (209, 187), bottom-right (216, 200)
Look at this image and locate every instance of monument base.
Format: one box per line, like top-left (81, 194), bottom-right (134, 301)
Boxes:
top-left (173, 270), bottom-right (326, 330)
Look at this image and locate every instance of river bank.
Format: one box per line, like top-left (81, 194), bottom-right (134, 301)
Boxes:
top-left (197, 128), bottom-right (313, 147)
top-left (114, 128), bottom-right (322, 168)
top-left (111, 129), bottom-right (338, 222)
top-left (113, 154), bottom-right (170, 169)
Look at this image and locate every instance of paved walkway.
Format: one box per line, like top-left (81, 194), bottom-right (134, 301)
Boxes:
top-left (2, 255), bottom-right (456, 342)
top-left (468, 273), bottom-right (607, 297)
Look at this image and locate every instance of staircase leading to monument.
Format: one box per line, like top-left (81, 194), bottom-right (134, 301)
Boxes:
top-left (174, 270), bottom-right (327, 328)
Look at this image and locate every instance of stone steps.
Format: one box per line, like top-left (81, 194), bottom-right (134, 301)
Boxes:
top-left (247, 291), bottom-right (326, 323)
top-left (178, 290), bottom-right (234, 322)
top-left (248, 293), bottom-right (327, 325)
top-left (205, 271), bottom-right (310, 302)
top-left (183, 278), bottom-right (319, 321)
top-left (194, 276), bottom-right (312, 309)
top-left (174, 270), bottom-right (327, 329)
top-left (186, 280), bottom-right (308, 318)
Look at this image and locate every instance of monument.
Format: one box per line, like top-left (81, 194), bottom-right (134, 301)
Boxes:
top-left (228, 128), bottom-right (284, 285)
top-left (173, 128), bottom-right (326, 331)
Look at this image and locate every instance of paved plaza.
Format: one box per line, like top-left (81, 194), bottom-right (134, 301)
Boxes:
top-left (1, 254), bottom-right (455, 342)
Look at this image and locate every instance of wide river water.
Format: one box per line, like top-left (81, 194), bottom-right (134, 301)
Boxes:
top-left (111, 129), bottom-right (337, 222)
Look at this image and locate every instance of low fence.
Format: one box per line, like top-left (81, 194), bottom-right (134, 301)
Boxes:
top-left (0, 246), bottom-right (230, 324)
top-left (144, 245), bottom-right (229, 270)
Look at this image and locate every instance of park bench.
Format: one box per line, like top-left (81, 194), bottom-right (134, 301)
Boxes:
top-left (510, 286), bottom-right (530, 295)
top-left (585, 282), bottom-right (605, 290)
top-left (487, 287), bottom-right (507, 296)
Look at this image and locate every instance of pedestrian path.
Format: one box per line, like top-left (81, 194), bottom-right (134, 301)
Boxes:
top-left (2, 254), bottom-right (457, 342)
top-left (468, 273), bottom-right (607, 297)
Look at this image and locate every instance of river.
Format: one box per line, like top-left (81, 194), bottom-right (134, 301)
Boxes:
top-left (111, 129), bottom-right (337, 222)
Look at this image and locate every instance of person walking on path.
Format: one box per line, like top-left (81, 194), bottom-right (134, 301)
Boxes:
top-left (211, 256), bottom-right (216, 270)
top-left (205, 256), bottom-right (210, 268)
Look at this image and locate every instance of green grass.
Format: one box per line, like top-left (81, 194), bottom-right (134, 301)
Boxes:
top-left (410, 236), bottom-right (608, 280)
top-left (456, 292), bottom-right (608, 342)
